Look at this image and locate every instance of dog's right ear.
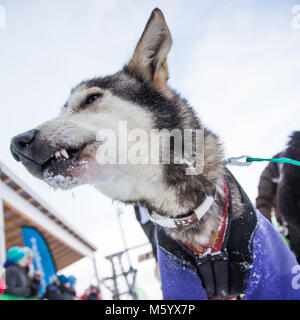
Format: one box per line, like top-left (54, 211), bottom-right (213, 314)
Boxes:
top-left (127, 8), bottom-right (172, 93)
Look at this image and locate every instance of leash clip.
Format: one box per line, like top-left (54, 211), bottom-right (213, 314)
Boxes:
top-left (226, 155), bottom-right (252, 167)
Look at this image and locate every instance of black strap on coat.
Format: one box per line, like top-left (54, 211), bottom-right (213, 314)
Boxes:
top-left (157, 171), bottom-right (258, 299)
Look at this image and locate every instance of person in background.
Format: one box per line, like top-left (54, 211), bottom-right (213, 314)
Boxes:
top-left (22, 247), bottom-right (35, 280)
top-left (80, 285), bottom-right (102, 300)
top-left (4, 246), bottom-right (40, 298)
top-left (57, 274), bottom-right (76, 300)
top-left (22, 246), bottom-right (43, 291)
top-left (42, 278), bottom-right (63, 300)
top-left (68, 276), bottom-right (77, 299)
top-left (0, 266), bottom-right (5, 295)
top-left (89, 285), bottom-right (102, 300)
top-left (80, 287), bottom-right (91, 300)
top-left (68, 276), bottom-right (76, 291)
top-left (256, 153), bottom-right (282, 222)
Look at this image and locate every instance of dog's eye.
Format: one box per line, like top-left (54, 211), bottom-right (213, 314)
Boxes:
top-left (85, 94), bottom-right (102, 106)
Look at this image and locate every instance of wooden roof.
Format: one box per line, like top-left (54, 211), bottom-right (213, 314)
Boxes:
top-left (0, 163), bottom-right (97, 271)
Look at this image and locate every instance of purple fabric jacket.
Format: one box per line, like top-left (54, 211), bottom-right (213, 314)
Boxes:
top-left (158, 211), bottom-right (300, 300)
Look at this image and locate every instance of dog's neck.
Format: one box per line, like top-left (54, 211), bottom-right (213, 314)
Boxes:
top-left (95, 131), bottom-right (242, 247)
top-left (158, 133), bottom-right (228, 246)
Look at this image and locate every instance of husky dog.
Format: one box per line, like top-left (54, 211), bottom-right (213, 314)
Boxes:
top-left (11, 9), bottom-right (300, 300)
top-left (277, 132), bottom-right (300, 263)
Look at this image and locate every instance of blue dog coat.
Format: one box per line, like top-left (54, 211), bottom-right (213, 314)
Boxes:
top-left (157, 176), bottom-right (300, 300)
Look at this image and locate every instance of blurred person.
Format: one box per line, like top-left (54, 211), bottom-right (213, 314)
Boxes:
top-left (4, 246), bottom-right (40, 298)
top-left (22, 247), bottom-right (35, 280)
top-left (22, 247), bottom-right (43, 290)
top-left (256, 153), bottom-right (282, 222)
top-left (68, 276), bottom-right (76, 289)
top-left (0, 278), bottom-right (5, 295)
top-left (80, 287), bottom-right (91, 300)
top-left (42, 278), bottom-right (63, 300)
top-left (81, 285), bottom-right (102, 300)
top-left (88, 285), bottom-right (102, 300)
top-left (256, 153), bottom-right (290, 240)
top-left (0, 266), bottom-right (5, 295)
top-left (57, 275), bottom-right (76, 300)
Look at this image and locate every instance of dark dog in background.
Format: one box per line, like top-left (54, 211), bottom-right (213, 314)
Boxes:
top-left (277, 131), bottom-right (300, 262)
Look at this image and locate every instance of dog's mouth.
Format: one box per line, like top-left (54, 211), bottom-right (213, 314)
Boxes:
top-left (12, 138), bottom-right (100, 188)
top-left (42, 140), bottom-right (99, 175)
top-left (40, 140), bottom-right (102, 189)
top-left (42, 143), bottom-right (88, 171)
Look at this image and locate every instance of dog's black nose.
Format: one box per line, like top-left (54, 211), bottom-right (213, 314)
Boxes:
top-left (10, 130), bottom-right (38, 162)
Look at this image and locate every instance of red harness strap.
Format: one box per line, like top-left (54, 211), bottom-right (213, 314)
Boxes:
top-left (184, 178), bottom-right (229, 256)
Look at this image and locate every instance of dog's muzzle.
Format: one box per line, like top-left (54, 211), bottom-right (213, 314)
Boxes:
top-left (10, 129), bottom-right (55, 178)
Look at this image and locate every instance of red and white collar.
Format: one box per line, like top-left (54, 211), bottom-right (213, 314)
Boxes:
top-left (185, 179), bottom-right (229, 256)
top-left (150, 194), bottom-right (215, 229)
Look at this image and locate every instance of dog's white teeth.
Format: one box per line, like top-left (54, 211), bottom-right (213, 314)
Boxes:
top-left (54, 149), bottom-right (69, 160)
top-left (55, 151), bottom-right (62, 159)
top-left (60, 149), bottom-right (69, 159)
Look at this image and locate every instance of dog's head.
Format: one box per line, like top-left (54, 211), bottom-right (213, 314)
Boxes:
top-left (11, 9), bottom-right (173, 185)
top-left (10, 9), bottom-right (219, 210)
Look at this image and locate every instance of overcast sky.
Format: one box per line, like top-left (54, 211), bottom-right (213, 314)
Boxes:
top-left (0, 0), bottom-right (300, 299)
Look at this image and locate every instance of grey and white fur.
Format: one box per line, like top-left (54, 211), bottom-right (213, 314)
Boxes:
top-left (11, 8), bottom-right (244, 248)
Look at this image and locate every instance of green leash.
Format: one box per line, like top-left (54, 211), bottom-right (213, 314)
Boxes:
top-left (226, 155), bottom-right (300, 167)
top-left (247, 157), bottom-right (300, 166)
top-left (227, 156), bottom-right (297, 245)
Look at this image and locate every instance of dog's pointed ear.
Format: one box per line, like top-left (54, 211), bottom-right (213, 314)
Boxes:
top-left (127, 8), bottom-right (172, 93)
